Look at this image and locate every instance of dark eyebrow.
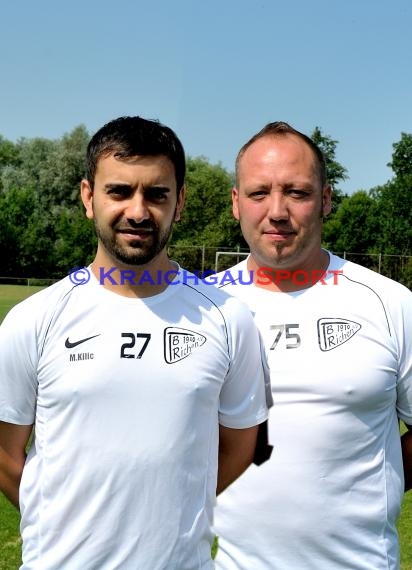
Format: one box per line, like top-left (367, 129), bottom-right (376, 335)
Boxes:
top-left (283, 182), bottom-right (314, 191)
top-left (104, 183), bottom-right (133, 192)
top-left (146, 185), bottom-right (171, 192)
top-left (245, 183), bottom-right (272, 192)
top-left (144, 186), bottom-right (173, 198)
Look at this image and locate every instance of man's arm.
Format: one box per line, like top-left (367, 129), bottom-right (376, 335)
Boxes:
top-left (217, 424), bottom-right (258, 495)
top-left (0, 421), bottom-right (33, 509)
top-left (401, 423), bottom-right (412, 492)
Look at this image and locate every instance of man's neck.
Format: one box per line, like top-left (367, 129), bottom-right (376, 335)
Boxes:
top-left (247, 250), bottom-right (330, 293)
top-left (90, 253), bottom-right (177, 298)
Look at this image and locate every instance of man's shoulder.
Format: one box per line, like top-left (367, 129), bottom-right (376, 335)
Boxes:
top-left (331, 253), bottom-right (411, 300)
top-left (215, 260), bottom-right (250, 289)
top-left (211, 259), bottom-right (265, 305)
top-left (215, 259), bottom-right (250, 286)
top-left (179, 266), bottom-right (256, 323)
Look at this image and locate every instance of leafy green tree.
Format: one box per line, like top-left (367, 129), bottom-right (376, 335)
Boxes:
top-left (0, 185), bottom-right (39, 276)
top-left (388, 132), bottom-right (412, 178)
top-left (0, 135), bottom-right (19, 169)
top-left (311, 127), bottom-right (348, 212)
top-left (8, 137), bottom-right (56, 192)
top-left (322, 131), bottom-right (412, 286)
top-left (1, 126), bottom-right (89, 207)
top-left (172, 156), bottom-right (234, 243)
top-left (370, 132), bottom-right (412, 257)
top-left (322, 191), bottom-right (379, 254)
top-left (0, 127), bottom-right (92, 277)
top-left (0, 188), bottom-right (19, 275)
top-left (170, 157), bottom-right (238, 269)
top-left (371, 179), bottom-right (412, 256)
top-left (53, 204), bottom-right (96, 274)
top-left (369, 176), bottom-right (412, 285)
top-left (42, 125), bottom-right (90, 207)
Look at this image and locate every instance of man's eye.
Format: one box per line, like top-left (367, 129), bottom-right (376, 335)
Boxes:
top-left (107, 186), bottom-right (131, 197)
top-left (288, 189), bottom-right (308, 198)
top-left (147, 188), bottom-right (168, 201)
top-left (248, 190), bottom-right (267, 199)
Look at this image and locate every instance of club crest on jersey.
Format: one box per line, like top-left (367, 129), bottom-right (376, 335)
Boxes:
top-left (164, 327), bottom-right (207, 363)
top-left (317, 318), bottom-right (361, 351)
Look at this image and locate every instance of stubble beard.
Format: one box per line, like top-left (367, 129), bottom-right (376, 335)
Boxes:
top-left (94, 219), bottom-right (174, 267)
top-left (252, 199), bottom-right (325, 270)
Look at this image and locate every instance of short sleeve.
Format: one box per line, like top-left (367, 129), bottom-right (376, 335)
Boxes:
top-left (394, 287), bottom-right (412, 425)
top-left (0, 303), bottom-right (39, 425)
top-left (218, 297), bottom-right (271, 429)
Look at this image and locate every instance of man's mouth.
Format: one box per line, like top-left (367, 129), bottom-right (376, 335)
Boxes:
top-left (264, 229), bottom-right (295, 240)
top-left (116, 228), bottom-right (154, 240)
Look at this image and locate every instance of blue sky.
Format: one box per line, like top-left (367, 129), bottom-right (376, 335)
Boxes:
top-left (1, 0), bottom-right (411, 195)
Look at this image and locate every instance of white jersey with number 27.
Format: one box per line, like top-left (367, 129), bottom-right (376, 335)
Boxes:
top-left (0, 267), bottom-right (268, 570)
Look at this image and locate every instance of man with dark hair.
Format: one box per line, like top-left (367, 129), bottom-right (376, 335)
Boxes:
top-left (85, 116), bottom-right (186, 191)
top-left (213, 121), bottom-right (412, 569)
top-left (0, 116), bottom-right (269, 569)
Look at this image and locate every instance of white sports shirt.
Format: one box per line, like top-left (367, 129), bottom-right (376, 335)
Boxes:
top-left (214, 252), bottom-right (412, 570)
top-left (0, 267), bottom-right (268, 570)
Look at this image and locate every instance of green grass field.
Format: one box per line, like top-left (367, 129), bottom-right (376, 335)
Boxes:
top-left (0, 285), bottom-right (411, 568)
top-left (0, 284), bottom-right (45, 323)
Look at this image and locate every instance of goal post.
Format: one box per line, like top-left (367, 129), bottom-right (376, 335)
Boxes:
top-left (214, 251), bottom-right (249, 273)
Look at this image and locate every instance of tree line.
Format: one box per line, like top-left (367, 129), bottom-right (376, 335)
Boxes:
top-left (0, 126), bottom-right (411, 287)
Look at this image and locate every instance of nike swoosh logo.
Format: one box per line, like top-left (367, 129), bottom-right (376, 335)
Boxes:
top-left (65, 334), bottom-right (101, 349)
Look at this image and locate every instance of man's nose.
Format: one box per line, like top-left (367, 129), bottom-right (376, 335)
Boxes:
top-left (124, 194), bottom-right (150, 222)
top-left (268, 192), bottom-right (289, 221)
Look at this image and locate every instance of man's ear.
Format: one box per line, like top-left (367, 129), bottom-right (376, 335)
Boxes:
top-left (174, 185), bottom-right (186, 222)
top-left (322, 184), bottom-right (332, 217)
top-left (232, 187), bottom-right (240, 220)
top-left (80, 179), bottom-right (94, 220)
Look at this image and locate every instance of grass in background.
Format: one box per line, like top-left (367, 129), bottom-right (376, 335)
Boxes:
top-left (0, 286), bottom-right (411, 568)
top-left (400, 492), bottom-right (412, 570)
top-left (400, 422), bottom-right (412, 569)
top-left (0, 285), bottom-right (44, 322)
top-left (0, 496), bottom-right (21, 570)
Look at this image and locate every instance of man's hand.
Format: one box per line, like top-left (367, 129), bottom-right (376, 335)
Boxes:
top-left (0, 421), bottom-right (33, 509)
top-left (217, 424), bottom-right (258, 495)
